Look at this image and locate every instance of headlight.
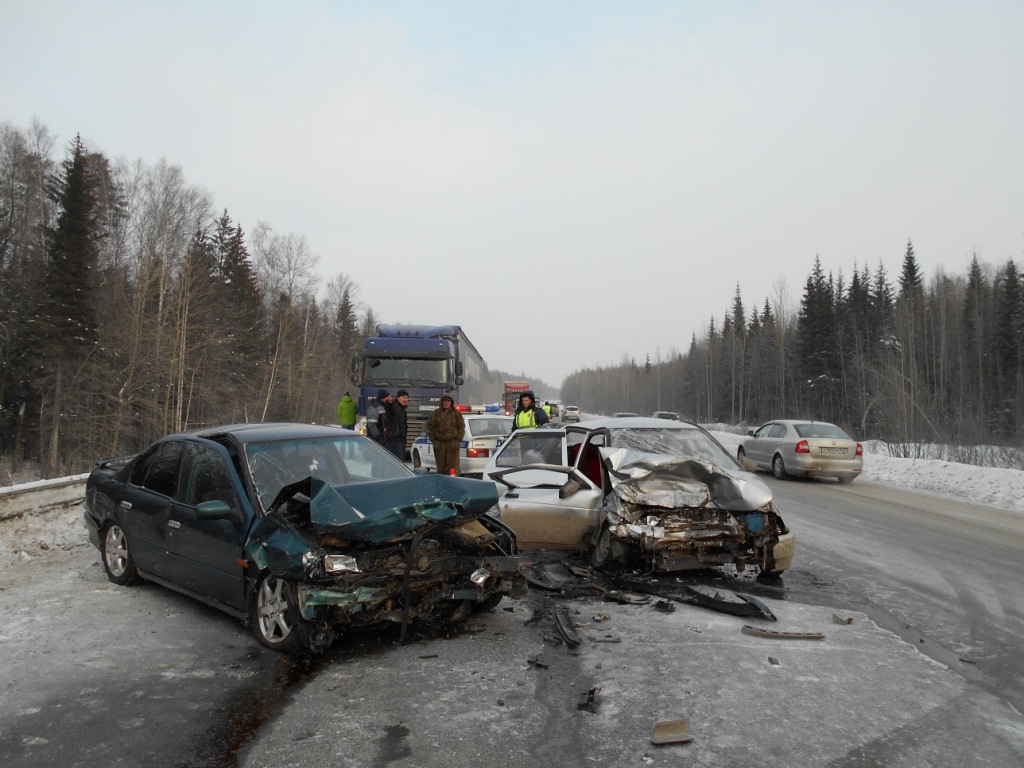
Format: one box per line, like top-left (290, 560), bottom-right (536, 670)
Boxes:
top-left (470, 568), bottom-right (490, 586)
top-left (323, 554), bottom-right (361, 573)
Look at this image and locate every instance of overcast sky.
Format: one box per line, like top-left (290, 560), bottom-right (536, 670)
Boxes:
top-left (4, 1), bottom-right (1022, 388)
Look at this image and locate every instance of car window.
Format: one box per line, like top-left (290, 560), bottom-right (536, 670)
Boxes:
top-left (608, 426), bottom-right (736, 466)
top-left (768, 424), bottom-right (787, 438)
top-left (245, 435), bottom-right (410, 511)
top-left (753, 424), bottom-right (773, 438)
top-left (469, 418), bottom-right (512, 438)
top-left (130, 441), bottom-right (182, 497)
top-left (794, 423), bottom-right (849, 439)
top-left (179, 442), bottom-right (239, 509)
top-left (494, 432), bottom-right (565, 468)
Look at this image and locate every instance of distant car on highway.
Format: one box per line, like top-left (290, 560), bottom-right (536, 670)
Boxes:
top-left (651, 411), bottom-right (680, 420)
top-left (611, 412), bottom-right (640, 418)
top-left (562, 405), bottom-right (581, 422)
top-left (83, 423), bottom-right (524, 655)
top-left (481, 416), bottom-right (795, 577)
top-left (411, 413), bottom-right (513, 477)
top-left (738, 419), bottom-right (863, 484)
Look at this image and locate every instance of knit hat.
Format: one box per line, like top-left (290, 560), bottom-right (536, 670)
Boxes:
top-left (396, 389), bottom-right (409, 397)
top-left (377, 388), bottom-right (390, 400)
top-left (441, 394), bottom-right (454, 403)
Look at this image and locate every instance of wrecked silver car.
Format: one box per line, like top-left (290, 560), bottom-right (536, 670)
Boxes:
top-left (84, 423), bottom-right (525, 654)
top-left (482, 417), bottom-right (795, 576)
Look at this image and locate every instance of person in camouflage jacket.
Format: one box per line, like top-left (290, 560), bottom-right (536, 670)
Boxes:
top-left (426, 394), bottom-right (465, 475)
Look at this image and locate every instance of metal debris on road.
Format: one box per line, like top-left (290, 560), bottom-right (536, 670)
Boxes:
top-left (651, 719), bottom-right (693, 745)
top-left (741, 625), bottom-right (825, 640)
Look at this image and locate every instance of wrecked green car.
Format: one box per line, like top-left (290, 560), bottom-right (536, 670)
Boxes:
top-left (84, 423), bottom-right (524, 654)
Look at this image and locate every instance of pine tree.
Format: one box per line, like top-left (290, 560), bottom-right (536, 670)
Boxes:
top-left (34, 135), bottom-right (103, 475)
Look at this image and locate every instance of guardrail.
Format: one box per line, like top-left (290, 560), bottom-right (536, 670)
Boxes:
top-left (0, 475), bottom-right (88, 522)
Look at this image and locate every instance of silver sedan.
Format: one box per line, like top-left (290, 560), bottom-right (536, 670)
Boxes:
top-left (738, 419), bottom-right (863, 484)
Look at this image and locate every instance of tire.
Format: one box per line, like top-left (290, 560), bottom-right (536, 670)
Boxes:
top-left (251, 573), bottom-right (305, 654)
top-left (736, 446), bottom-right (746, 461)
top-left (412, 450), bottom-right (422, 469)
top-left (590, 524), bottom-right (616, 570)
top-left (102, 523), bottom-right (139, 585)
top-left (772, 455), bottom-right (789, 480)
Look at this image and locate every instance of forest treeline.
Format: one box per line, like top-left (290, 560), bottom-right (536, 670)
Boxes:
top-left (0, 121), bottom-right (531, 479)
top-left (562, 244), bottom-right (1024, 453)
top-left (2, 119), bottom-right (1021, 478)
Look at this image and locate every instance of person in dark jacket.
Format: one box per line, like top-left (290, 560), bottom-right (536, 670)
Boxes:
top-left (367, 389), bottom-right (390, 444)
top-left (384, 389), bottom-right (410, 459)
top-left (512, 390), bottom-right (549, 431)
top-left (426, 394), bottom-right (465, 475)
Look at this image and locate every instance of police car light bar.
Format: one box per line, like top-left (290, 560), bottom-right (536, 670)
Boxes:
top-left (455, 404), bottom-right (502, 413)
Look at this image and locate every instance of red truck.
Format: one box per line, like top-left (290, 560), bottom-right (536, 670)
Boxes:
top-left (502, 380), bottom-right (530, 416)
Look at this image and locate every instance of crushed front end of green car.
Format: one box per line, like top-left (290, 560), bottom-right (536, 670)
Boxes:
top-left (245, 473), bottom-right (526, 650)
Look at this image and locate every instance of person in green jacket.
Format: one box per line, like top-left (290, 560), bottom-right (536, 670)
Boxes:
top-left (337, 392), bottom-right (358, 430)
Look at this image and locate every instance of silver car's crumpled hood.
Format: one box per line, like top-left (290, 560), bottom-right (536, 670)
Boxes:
top-left (601, 447), bottom-right (773, 512)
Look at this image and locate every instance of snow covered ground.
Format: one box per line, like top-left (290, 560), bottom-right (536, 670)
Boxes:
top-left (710, 430), bottom-right (1024, 516)
top-left (2, 433), bottom-right (1023, 567)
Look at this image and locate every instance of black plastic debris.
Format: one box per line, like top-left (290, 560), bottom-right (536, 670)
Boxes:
top-left (607, 574), bottom-right (777, 621)
top-left (654, 600), bottom-right (676, 613)
top-left (554, 606), bottom-right (582, 648)
top-left (577, 686), bottom-right (601, 713)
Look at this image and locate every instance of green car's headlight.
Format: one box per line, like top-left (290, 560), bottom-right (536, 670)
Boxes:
top-left (323, 554), bottom-right (361, 573)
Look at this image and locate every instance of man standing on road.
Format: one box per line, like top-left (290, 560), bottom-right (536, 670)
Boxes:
top-left (426, 394), bottom-right (465, 475)
top-left (384, 389), bottom-right (410, 459)
top-left (367, 389), bottom-right (390, 445)
top-left (512, 390), bottom-right (549, 431)
top-left (337, 391), bottom-right (358, 430)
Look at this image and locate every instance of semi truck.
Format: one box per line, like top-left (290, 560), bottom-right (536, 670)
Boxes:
top-left (502, 380), bottom-right (530, 416)
top-left (351, 324), bottom-right (489, 453)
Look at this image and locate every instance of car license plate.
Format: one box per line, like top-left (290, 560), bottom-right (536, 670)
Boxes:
top-left (820, 446), bottom-right (846, 454)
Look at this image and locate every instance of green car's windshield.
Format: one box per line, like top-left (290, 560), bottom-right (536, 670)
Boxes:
top-left (245, 435), bottom-right (410, 511)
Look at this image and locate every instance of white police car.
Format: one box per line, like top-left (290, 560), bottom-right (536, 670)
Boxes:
top-left (411, 406), bottom-right (513, 477)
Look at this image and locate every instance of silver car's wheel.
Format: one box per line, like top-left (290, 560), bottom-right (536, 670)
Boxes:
top-left (772, 455), bottom-right (789, 480)
top-left (591, 524), bottom-right (616, 570)
top-left (102, 523), bottom-right (139, 585)
top-left (252, 573), bottom-right (303, 654)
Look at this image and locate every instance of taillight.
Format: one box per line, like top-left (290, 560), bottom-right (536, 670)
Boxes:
top-left (795, 440), bottom-right (810, 454)
top-left (855, 443), bottom-right (863, 456)
top-left (466, 448), bottom-right (489, 459)
top-left (455, 404), bottom-right (471, 412)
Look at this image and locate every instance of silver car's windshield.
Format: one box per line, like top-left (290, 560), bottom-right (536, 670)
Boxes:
top-left (245, 435), bottom-right (410, 511)
top-left (608, 426), bottom-right (738, 466)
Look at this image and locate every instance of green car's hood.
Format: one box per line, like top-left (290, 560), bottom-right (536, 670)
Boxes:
top-left (307, 474), bottom-right (499, 543)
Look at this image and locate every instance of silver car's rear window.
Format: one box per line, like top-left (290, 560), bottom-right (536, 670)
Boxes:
top-left (793, 423), bottom-right (850, 439)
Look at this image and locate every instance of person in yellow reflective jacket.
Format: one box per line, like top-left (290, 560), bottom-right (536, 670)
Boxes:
top-left (512, 390), bottom-right (549, 431)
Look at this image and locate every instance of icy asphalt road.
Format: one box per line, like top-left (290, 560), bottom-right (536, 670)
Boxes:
top-left (1, 491), bottom-right (1023, 766)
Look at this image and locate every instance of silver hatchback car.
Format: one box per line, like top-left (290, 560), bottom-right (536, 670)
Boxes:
top-left (738, 419), bottom-right (863, 484)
